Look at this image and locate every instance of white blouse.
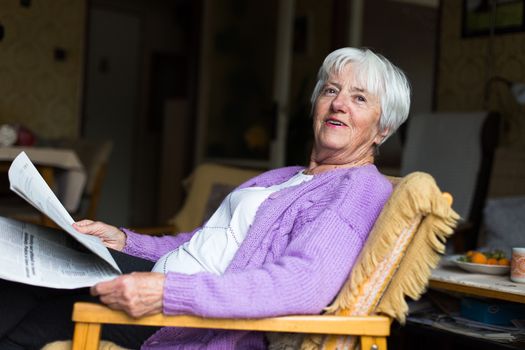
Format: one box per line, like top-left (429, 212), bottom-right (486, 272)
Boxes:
top-left (152, 171), bottom-right (312, 275)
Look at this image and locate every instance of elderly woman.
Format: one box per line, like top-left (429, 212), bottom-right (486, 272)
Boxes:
top-left (0, 47), bottom-right (410, 349)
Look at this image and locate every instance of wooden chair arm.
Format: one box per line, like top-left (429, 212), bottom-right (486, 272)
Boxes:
top-left (72, 302), bottom-right (390, 350)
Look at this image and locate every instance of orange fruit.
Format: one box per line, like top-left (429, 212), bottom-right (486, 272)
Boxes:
top-left (470, 252), bottom-right (488, 264)
top-left (486, 258), bottom-right (498, 265)
top-left (498, 258), bottom-right (510, 266)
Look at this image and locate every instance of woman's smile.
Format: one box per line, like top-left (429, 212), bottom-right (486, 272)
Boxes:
top-left (324, 117), bottom-right (348, 127)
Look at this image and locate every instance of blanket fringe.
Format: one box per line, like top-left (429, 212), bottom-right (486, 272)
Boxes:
top-left (298, 172), bottom-right (459, 349)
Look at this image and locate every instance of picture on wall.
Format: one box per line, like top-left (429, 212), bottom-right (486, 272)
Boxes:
top-left (462, 0), bottom-right (525, 37)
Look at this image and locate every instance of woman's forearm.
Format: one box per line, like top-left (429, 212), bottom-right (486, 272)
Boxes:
top-left (122, 228), bottom-right (197, 261)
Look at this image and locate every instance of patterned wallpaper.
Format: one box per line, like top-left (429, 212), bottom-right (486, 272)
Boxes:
top-left (437, 0), bottom-right (525, 147)
top-left (0, 0), bottom-right (86, 140)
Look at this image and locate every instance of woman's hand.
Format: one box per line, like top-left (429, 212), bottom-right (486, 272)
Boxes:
top-left (91, 272), bottom-right (165, 318)
top-left (73, 220), bottom-right (126, 251)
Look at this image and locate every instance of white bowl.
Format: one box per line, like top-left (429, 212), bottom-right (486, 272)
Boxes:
top-left (453, 258), bottom-right (510, 275)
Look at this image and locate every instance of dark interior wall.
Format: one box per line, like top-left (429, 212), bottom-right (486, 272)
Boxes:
top-left (362, 0), bottom-right (438, 115)
top-left (0, 0), bottom-right (440, 226)
top-left (286, 0), bottom-right (339, 166)
top-left (83, 0), bottom-right (440, 225)
top-left (0, 0), bottom-right (86, 139)
top-left (84, 0), bottom-right (197, 225)
top-left (203, 0), bottom-right (278, 163)
top-left (437, 0), bottom-right (525, 207)
top-left (361, 0), bottom-right (439, 171)
top-left (437, 0), bottom-right (525, 149)
top-left (128, 1), bottom-right (199, 226)
top-left (83, 7), bottom-right (141, 225)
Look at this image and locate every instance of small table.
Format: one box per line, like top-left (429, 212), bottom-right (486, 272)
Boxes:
top-left (429, 261), bottom-right (525, 304)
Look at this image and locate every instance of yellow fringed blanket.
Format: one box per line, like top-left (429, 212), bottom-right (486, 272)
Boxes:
top-left (296, 172), bottom-right (459, 350)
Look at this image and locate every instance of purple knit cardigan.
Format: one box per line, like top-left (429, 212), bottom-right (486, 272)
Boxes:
top-left (122, 165), bottom-right (392, 349)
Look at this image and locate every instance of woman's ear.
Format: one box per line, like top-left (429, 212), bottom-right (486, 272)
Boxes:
top-left (374, 127), bottom-right (390, 145)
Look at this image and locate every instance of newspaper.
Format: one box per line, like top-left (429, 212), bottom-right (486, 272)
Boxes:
top-left (0, 217), bottom-right (119, 288)
top-left (0, 151), bottom-right (120, 288)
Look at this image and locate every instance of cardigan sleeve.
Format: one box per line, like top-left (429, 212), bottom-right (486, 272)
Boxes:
top-left (161, 208), bottom-right (380, 318)
top-left (121, 228), bottom-right (198, 261)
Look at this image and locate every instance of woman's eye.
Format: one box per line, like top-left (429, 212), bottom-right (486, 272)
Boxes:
top-left (355, 95), bottom-right (367, 103)
top-left (323, 87), bottom-right (337, 95)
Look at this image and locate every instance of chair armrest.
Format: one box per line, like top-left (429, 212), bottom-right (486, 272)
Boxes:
top-left (72, 302), bottom-right (390, 336)
top-left (72, 302), bottom-right (390, 350)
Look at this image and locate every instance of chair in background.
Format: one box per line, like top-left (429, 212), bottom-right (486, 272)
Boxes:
top-left (52, 138), bottom-right (113, 221)
top-left (0, 139), bottom-right (112, 225)
top-left (0, 160), bottom-right (58, 227)
top-left (46, 172), bottom-right (458, 350)
top-left (400, 111), bottom-right (499, 252)
top-left (135, 162), bottom-right (261, 235)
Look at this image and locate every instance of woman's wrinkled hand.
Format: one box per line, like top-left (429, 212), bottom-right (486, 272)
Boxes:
top-left (90, 272), bottom-right (165, 318)
top-left (73, 220), bottom-right (126, 251)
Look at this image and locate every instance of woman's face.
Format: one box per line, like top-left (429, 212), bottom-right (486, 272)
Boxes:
top-left (312, 63), bottom-right (387, 165)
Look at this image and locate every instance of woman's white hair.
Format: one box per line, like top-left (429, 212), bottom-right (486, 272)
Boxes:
top-left (311, 47), bottom-right (411, 143)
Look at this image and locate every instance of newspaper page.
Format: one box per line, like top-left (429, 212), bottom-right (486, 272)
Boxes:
top-left (0, 151), bottom-right (121, 288)
top-left (0, 216), bottom-right (119, 289)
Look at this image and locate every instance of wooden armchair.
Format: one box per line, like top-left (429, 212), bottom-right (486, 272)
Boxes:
top-left (133, 162), bottom-right (261, 235)
top-left (49, 172), bottom-right (458, 350)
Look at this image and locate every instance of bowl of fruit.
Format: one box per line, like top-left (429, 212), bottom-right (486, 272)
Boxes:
top-left (454, 250), bottom-right (510, 275)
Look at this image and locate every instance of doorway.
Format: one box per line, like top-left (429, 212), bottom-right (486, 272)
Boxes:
top-left (83, 8), bottom-right (141, 225)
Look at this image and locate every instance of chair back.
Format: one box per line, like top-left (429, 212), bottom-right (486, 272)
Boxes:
top-left (400, 111), bottom-right (498, 250)
top-left (168, 163), bottom-right (261, 232)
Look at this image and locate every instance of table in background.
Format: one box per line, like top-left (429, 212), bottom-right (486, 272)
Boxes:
top-left (0, 146), bottom-right (86, 224)
top-left (429, 259), bottom-right (525, 304)
top-left (389, 259), bottom-right (525, 350)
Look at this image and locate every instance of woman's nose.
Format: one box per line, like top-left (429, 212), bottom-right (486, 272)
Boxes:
top-left (331, 94), bottom-right (349, 113)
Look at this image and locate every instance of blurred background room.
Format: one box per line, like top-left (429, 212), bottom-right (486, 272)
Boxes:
top-left (2, 1), bottom-right (525, 349)
top-left (0, 0), bottom-right (524, 250)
